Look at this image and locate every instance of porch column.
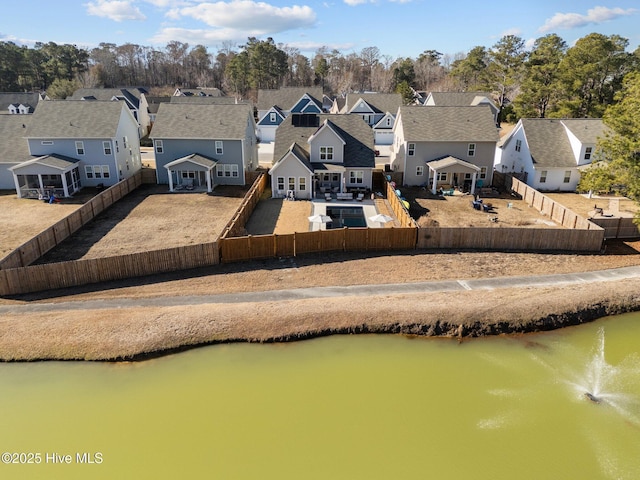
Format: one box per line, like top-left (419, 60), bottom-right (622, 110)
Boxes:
top-left (470, 172), bottom-right (477, 196)
top-left (168, 171), bottom-right (174, 192)
top-left (431, 168), bottom-right (438, 195)
top-left (62, 173), bottom-right (70, 198)
top-left (12, 174), bottom-right (22, 198)
top-left (206, 170), bottom-right (212, 193)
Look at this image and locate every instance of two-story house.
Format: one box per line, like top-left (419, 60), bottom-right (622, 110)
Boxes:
top-left (337, 93), bottom-right (403, 145)
top-left (256, 87), bottom-right (324, 143)
top-left (494, 118), bottom-right (607, 191)
top-left (68, 87), bottom-right (151, 138)
top-left (268, 113), bottom-right (375, 199)
top-left (390, 106), bottom-right (499, 194)
top-left (0, 92), bottom-right (46, 115)
top-left (9, 100), bottom-right (141, 198)
top-left (151, 103), bottom-right (258, 192)
top-left (421, 91), bottom-right (499, 125)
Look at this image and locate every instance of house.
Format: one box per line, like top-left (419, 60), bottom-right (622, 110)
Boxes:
top-left (390, 106), bottom-right (499, 193)
top-left (0, 115), bottom-right (33, 189)
top-left (422, 92), bottom-right (499, 125)
top-left (0, 92), bottom-right (45, 115)
top-left (338, 93), bottom-right (403, 144)
top-left (173, 87), bottom-right (223, 97)
top-left (10, 100), bottom-right (142, 198)
top-left (150, 103), bottom-right (258, 192)
top-left (145, 96), bottom-right (172, 127)
top-left (269, 113), bottom-right (375, 199)
top-left (67, 87), bottom-right (151, 137)
top-left (256, 87), bottom-right (324, 143)
top-left (494, 118), bottom-right (607, 191)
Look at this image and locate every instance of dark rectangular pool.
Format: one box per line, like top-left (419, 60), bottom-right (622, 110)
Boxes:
top-left (326, 206), bottom-right (367, 229)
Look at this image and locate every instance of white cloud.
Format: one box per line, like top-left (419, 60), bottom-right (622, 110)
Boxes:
top-left (343, 0), bottom-right (370, 5)
top-left (85, 0), bottom-right (147, 21)
top-left (539, 6), bottom-right (636, 32)
top-left (171, 1), bottom-right (316, 32)
top-left (501, 27), bottom-right (522, 37)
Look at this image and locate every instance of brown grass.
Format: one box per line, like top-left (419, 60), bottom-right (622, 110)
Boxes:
top-left (545, 192), bottom-right (639, 219)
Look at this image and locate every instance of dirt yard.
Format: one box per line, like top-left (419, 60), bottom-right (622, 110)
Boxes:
top-left (0, 189), bottom-right (98, 258)
top-left (34, 184), bottom-right (247, 263)
top-left (401, 187), bottom-right (560, 228)
top-left (545, 192), bottom-right (639, 219)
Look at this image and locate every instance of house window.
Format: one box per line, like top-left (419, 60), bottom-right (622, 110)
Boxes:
top-left (437, 172), bottom-right (448, 182)
top-left (515, 139), bottom-right (522, 152)
top-left (182, 171), bottom-right (196, 179)
top-left (103, 141), bottom-right (112, 155)
top-left (584, 147), bottom-right (592, 160)
top-left (85, 165), bottom-right (110, 179)
top-left (320, 146), bottom-right (334, 161)
top-left (215, 141), bottom-right (223, 155)
top-left (540, 170), bottom-right (547, 183)
top-left (416, 166), bottom-right (424, 176)
top-left (563, 170), bottom-right (571, 183)
top-left (349, 171), bottom-right (364, 184)
top-left (270, 112), bottom-right (276, 123)
top-left (123, 136), bottom-right (128, 149)
top-left (75, 141), bottom-right (85, 155)
top-left (468, 143), bottom-right (476, 157)
top-left (155, 140), bottom-right (163, 154)
top-left (217, 164), bottom-right (239, 177)
top-left (288, 177), bottom-right (296, 191)
top-left (277, 177), bottom-right (285, 191)
top-left (480, 167), bottom-right (487, 179)
top-left (408, 143), bottom-right (415, 156)
top-left (299, 177), bottom-right (306, 191)
top-left (386, 117), bottom-right (391, 126)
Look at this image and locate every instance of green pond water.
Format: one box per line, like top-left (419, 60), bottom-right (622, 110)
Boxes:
top-left (2, 314), bottom-right (640, 479)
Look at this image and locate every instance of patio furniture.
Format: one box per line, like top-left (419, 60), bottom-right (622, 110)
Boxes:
top-left (356, 193), bottom-right (364, 201)
top-left (325, 193), bottom-right (332, 201)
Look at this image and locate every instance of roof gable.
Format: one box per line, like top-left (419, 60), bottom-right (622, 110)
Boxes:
top-left (345, 93), bottom-right (402, 115)
top-left (257, 87), bottom-right (324, 111)
top-left (270, 142), bottom-right (313, 174)
top-left (308, 120), bottom-right (347, 146)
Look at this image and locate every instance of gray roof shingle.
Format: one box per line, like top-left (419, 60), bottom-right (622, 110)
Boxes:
top-left (150, 103), bottom-right (254, 139)
top-left (519, 118), bottom-right (607, 168)
top-left (344, 93), bottom-right (403, 114)
top-left (398, 106), bottom-right (499, 142)
top-left (0, 92), bottom-right (43, 113)
top-left (426, 92), bottom-right (494, 107)
top-left (274, 114), bottom-right (374, 168)
top-left (257, 87), bottom-right (323, 111)
top-left (0, 115), bottom-right (33, 163)
top-left (25, 101), bottom-right (127, 139)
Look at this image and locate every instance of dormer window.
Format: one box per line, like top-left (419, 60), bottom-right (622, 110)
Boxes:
top-left (320, 146), bottom-right (334, 161)
top-left (584, 147), bottom-right (592, 160)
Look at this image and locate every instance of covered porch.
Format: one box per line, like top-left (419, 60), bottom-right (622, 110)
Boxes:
top-left (427, 156), bottom-right (480, 196)
top-left (10, 155), bottom-right (81, 199)
top-left (165, 154), bottom-right (217, 193)
top-left (313, 163), bottom-right (345, 198)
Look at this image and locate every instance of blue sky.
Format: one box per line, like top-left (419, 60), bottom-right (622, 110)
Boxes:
top-left (1, 0), bottom-right (638, 59)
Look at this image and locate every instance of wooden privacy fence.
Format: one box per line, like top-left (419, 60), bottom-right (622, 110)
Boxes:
top-left (417, 226), bottom-right (603, 251)
top-left (0, 172), bottom-right (144, 270)
top-left (220, 173), bottom-right (268, 238)
top-left (0, 242), bottom-right (219, 296)
top-left (589, 217), bottom-right (640, 239)
top-left (384, 177), bottom-right (417, 228)
top-left (220, 227), bottom-right (417, 263)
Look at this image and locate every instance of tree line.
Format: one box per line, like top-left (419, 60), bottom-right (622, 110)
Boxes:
top-left (0, 32), bottom-right (638, 121)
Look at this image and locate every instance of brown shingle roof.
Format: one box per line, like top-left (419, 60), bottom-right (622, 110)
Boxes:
top-left (398, 106), bottom-right (499, 142)
top-left (150, 103), bottom-right (253, 139)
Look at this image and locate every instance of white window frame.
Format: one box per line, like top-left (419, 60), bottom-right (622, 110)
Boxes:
top-left (480, 167), bottom-right (487, 179)
top-left (41, 140), bottom-right (53, 145)
top-left (215, 141), bottom-right (224, 155)
top-left (269, 112), bottom-right (276, 122)
top-left (408, 143), bottom-right (415, 156)
top-left (540, 170), bottom-right (547, 183)
top-left (75, 141), bottom-right (85, 155)
top-left (155, 140), bottom-right (163, 154)
top-left (467, 143), bottom-right (476, 157)
top-left (288, 177), bottom-right (296, 191)
top-left (103, 141), bottom-right (112, 155)
top-left (515, 139), bottom-right (522, 152)
top-left (584, 147), bottom-right (592, 160)
top-left (416, 165), bottom-right (424, 176)
top-left (320, 146), bottom-right (334, 161)
top-left (217, 164), bottom-right (239, 178)
top-left (349, 170), bottom-right (364, 184)
top-left (85, 165), bottom-right (94, 179)
top-left (299, 177), bottom-right (306, 191)
top-left (563, 170), bottom-right (571, 183)
top-left (437, 172), bottom-right (448, 182)
top-left (277, 177), bottom-right (285, 191)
